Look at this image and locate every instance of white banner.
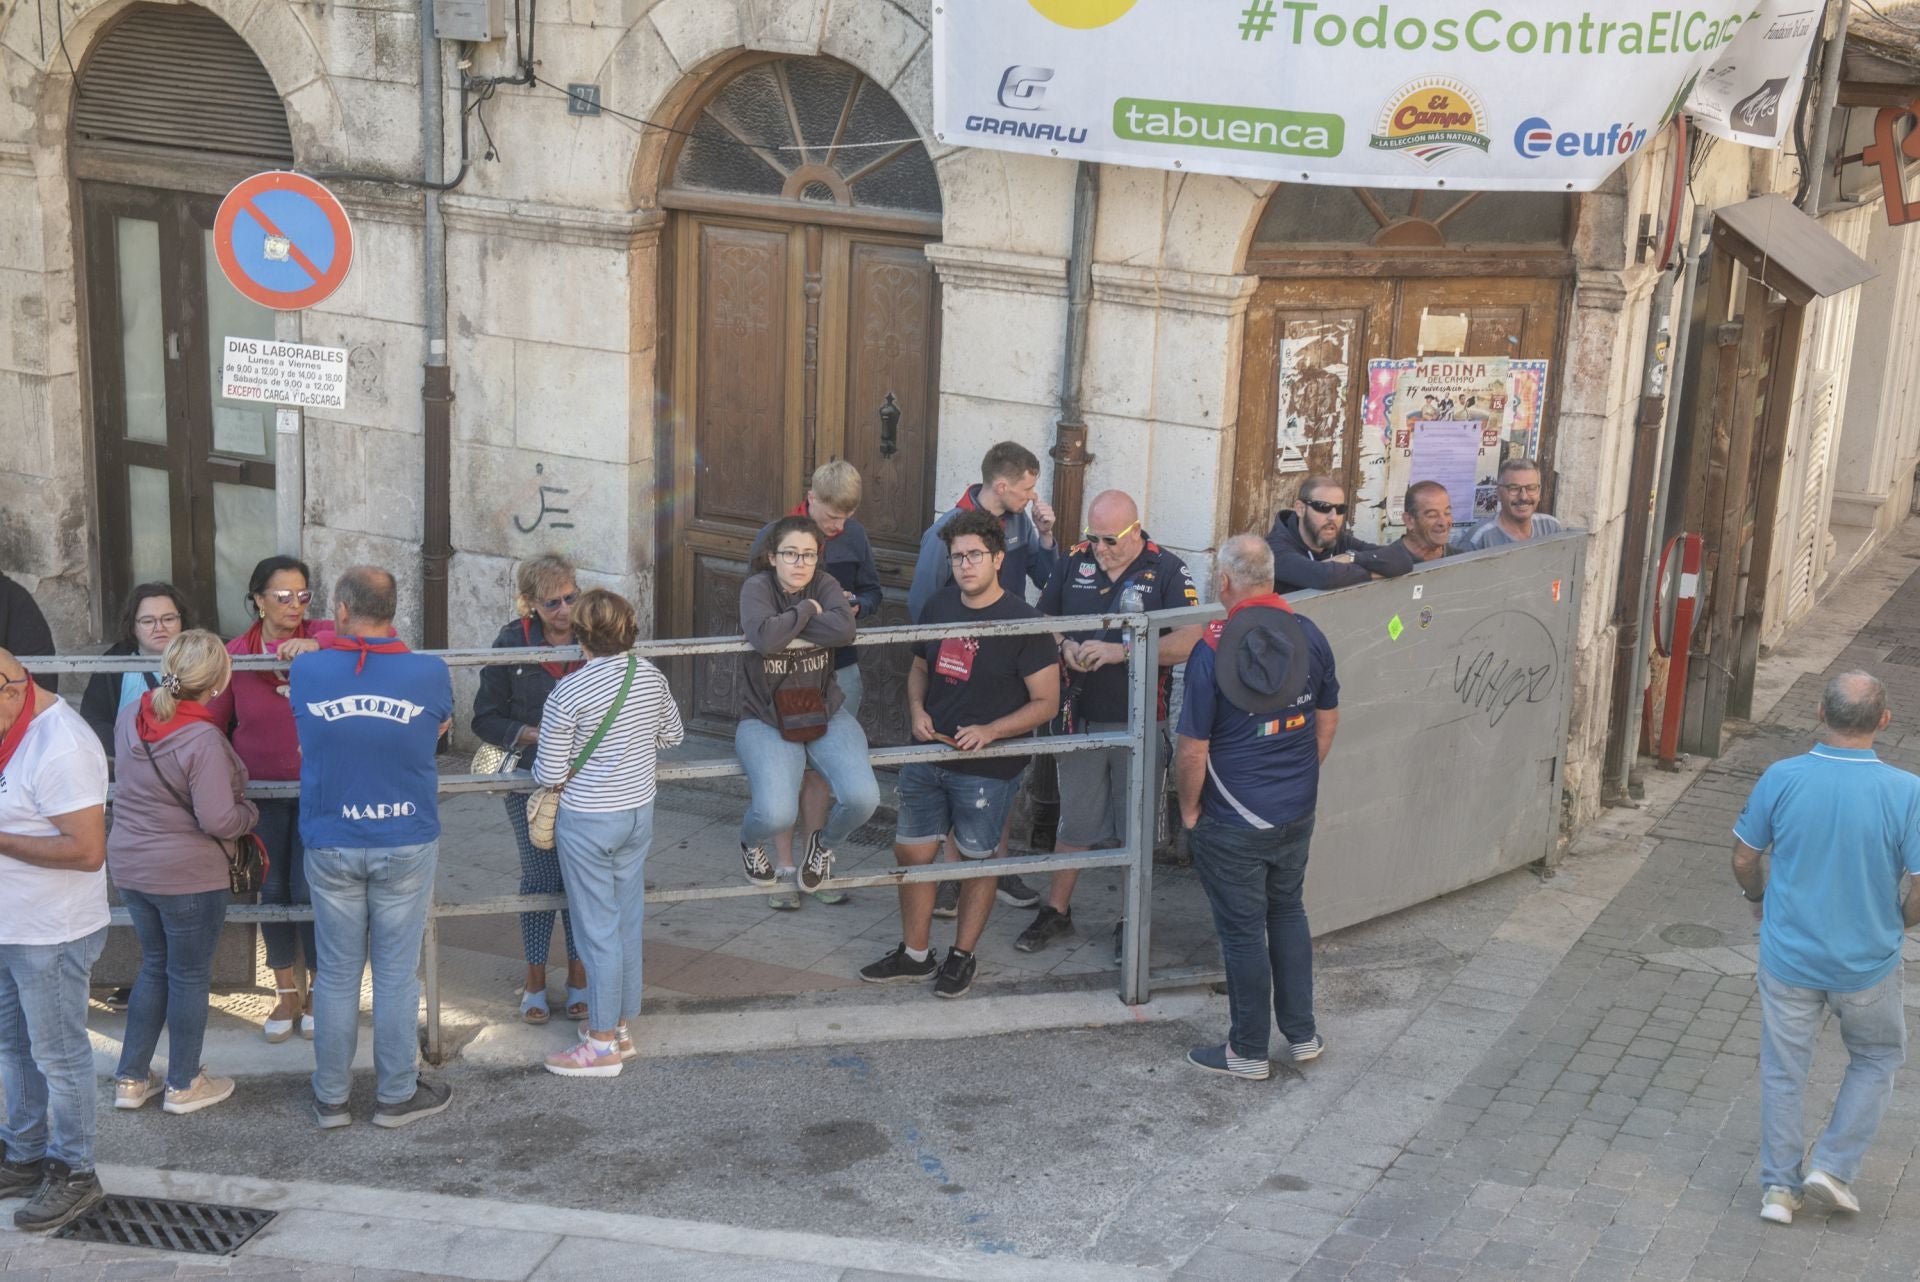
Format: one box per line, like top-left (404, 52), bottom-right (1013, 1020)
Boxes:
top-left (220, 337), bottom-right (348, 410)
top-left (933, 1), bottom-right (1825, 192)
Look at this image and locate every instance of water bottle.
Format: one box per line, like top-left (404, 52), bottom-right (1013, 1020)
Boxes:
top-left (1118, 583), bottom-right (1146, 616)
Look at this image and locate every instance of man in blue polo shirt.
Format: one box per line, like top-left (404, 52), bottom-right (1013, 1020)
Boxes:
top-left (290, 565), bottom-right (453, 1132)
top-left (1176, 534), bottom-right (1338, 1082)
top-left (1732, 671), bottom-right (1920, 1226)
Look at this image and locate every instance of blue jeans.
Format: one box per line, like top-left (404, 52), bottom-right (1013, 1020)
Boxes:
top-left (836, 664), bottom-right (864, 720)
top-left (115, 889), bottom-right (228, 1091)
top-left (1188, 813), bottom-right (1316, 1059)
top-left (554, 805), bottom-right (653, 1031)
top-left (737, 710), bottom-right (880, 849)
top-left (306, 842), bottom-right (437, 1107)
top-left (255, 798), bottom-right (315, 973)
top-left (895, 763), bottom-right (1023, 857)
top-left (1757, 964), bottom-right (1907, 1191)
top-left (0, 927), bottom-right (107, 1171)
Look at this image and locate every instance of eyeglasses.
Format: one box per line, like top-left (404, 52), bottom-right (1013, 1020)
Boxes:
top-left (1302, 498), bottom-right (1349, 516)
top-left (1499, 484), bottom-right (1543, 497)
top-left (775, 549), bottom-right (820, 566)
top-left (262, 589), bottom-right (313, 606)
top-left (1082, 519), bottom-right (1141, 548)
top-left (134, 613), bottom-right (182, 630)
top-left (540, 592), bottom-right (579, 611)
top-left (0, 674), bottom-right (27, 694)
top-left (948, 549), bottom-right (992, 567)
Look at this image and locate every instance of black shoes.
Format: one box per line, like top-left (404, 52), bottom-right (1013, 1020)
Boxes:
top-left (372, 1076), bottom-right (453, 1129)
top-left (995, 875), bottom-right (1040, 908)
top-left (798, 831), bottom-right (834, 893)
top-left (932, 880), bottom-right (959, 919)
top-left (1014, 906), bottom-right (1074, 953)
top-left (12, 1159), bottom-right (103, 1233)
top-left (860, 943), bottom-right (940, 984)
top-left (0, 1154), bottom-right (45, 1198)
top-left (934, 949), bottom-right (977, 999)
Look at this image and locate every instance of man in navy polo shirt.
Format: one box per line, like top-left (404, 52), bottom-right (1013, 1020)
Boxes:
top-left (1017, 489), bottom-right (1202, 955)
top-left (291, 566), bottom-right (453, 1131)
top-left (1732, 672), bottom-right (1920, 1226)
top-left (1176, 534), bottom-right (1338, 1081)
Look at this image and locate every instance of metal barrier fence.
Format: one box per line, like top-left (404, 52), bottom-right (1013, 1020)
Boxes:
top-left (31, 607), bottom-right (1191, 1060)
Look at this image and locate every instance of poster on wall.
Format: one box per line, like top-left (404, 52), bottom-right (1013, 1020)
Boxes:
top-left (1275, 320), bottom-right (1355, 474)
top-left (1369, 357), bottom-right (1549, 536)
top-left (935, 0), bottom-right (1815, 192)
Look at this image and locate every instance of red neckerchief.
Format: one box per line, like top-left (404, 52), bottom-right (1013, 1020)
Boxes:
top-left (241, 617), bottom-right (316, 693)
top-left (331, 630), bottom-right (409, 675)
top-left (1205, 594), bottom-right (1295, 648)
top-left (0, 676), bottom-right (39, 774)
top-left (134, 691), bottom-right (222, 742)
top-left (520, 618), bottom-right (582, 682)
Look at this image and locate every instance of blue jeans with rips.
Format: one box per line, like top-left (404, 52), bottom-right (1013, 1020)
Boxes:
top-left (0, 927), bottom-right (107, 1171)
top-left (115, 888), bottom-right (229, 1091)
top-left (554, 805), bottom-right (653, 1032)
top-left (1188, 813), bottom-right (1316, 1061)
top-left (1757, 963), bottom-right (1907, 1192)
top-left (306, 842), bottom-right (437, 1107)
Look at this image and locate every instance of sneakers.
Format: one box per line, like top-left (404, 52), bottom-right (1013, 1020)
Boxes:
top-left (263, 986), bottom-right (300, 1043)
top-left (300, 1012), bottom-right (315, 1041)
top-left (803, 886), bottom-right (850, 906)
top-left (546, 1037), bottom-right (623, 1078)
top-left (934, 948), bottom-right (977, 999)
top-left (1760, 1185), bottom-right (1803, 1224)
top-left (577, 1020), bottom-right (637, 1061)
top-left (741, 842), bottom-right (776, 887)
top-left (1014, 906), bottom-right (1074, 953)
top-left (1289, 1033), bottom-right (1325, 1062)
top-left (1803, 1169), bottom-right (1860, 1214)
top-left (860, 942), bottom-right (940, 984)
top-left (996, 875), bottom-right (1040, 908)
top-left (162, 1071), bottom-right (235, 1116)
top-left (798, 831), bottom-right (834, 893)
top-left (932, 880), bottom-right (960, 919)
top-left (372, 1076), bottom-right (454, 1127)
top-left (113, 1072), bottom-right (162, 1111)
top-left (0, 1155), bottom-right (44, 1198)
top-left (12, 1159), bottom-right (102, 1233)
top-left (1187, 1043), bottom-right (1272, 1081)
top-left (312, 1094), bottom-right (352, 1130)
top-left (769, 869), bottom-right (802, 911)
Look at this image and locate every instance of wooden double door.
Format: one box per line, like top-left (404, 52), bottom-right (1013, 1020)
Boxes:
top-left (659, 212), bottom-right (941, 744)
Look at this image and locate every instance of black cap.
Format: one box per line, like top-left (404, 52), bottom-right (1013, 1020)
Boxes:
top-left (1214, 606), bottom-right (1310, 716)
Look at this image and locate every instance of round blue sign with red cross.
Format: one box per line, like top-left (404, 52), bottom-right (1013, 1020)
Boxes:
top-left (213, 171), bottom-right (355, 311)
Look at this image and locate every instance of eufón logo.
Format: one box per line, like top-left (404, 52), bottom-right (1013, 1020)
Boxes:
top-left (1369, 77), bottom-right (1490, 170)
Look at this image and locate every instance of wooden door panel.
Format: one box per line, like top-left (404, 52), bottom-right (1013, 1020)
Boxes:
top-left (834, 237), bottom-right (938, 560)
top-left (689, 549), bottom-right (751, 723)
top-left (694, 223), bottom-right (795, 532)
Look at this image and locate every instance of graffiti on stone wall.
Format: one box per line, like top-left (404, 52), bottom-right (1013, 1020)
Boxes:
top-left (514, 463), bottom-right (574, 534)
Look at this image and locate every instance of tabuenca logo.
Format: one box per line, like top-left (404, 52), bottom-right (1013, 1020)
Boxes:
top-left (1514, 117), bottom-right (1650, 161)
top-left (1369, 77), bottom-right (1490, 169)
top-left (1026, 0), bottom-right (1137, 29)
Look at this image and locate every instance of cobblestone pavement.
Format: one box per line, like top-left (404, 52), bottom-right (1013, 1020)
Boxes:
top-left (1205, 565), bottom-right (1920, 1281)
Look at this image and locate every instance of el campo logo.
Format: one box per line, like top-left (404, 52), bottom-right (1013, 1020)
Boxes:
top-left (1026, 0), bottom-right (1137, 29)
top-left (1369, 77), bottom-right (1490, 170)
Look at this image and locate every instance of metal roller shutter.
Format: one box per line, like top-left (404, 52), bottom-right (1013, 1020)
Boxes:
top-left (72, 7), bottom-right (293, 162)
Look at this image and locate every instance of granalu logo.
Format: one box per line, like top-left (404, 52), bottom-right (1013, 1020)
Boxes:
top-left (1369, 77), bottom-right (1489, 169)
top-left (1514, 116), bottom-right (1649, 160)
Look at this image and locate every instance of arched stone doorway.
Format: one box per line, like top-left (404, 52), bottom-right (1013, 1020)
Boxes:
top-left (654, 54), bottom-right (943, 744)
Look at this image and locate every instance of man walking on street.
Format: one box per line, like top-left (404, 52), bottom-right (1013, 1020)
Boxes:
top-left (1731, 671), bottom-right (1920, 1225)
top-left (1177, 536), bottom-right (1338, 1081)
top-left (292, 567), bottom-right (454, 1129)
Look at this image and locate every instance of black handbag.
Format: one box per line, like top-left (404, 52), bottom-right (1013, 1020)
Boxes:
top-left (138, 738), bottom-right (270, 896)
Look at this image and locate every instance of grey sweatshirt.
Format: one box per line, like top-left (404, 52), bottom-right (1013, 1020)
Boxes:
top-left (737, 569), bottom-right (856, 729)
top-left (108, 704), bottom-right (260, 895)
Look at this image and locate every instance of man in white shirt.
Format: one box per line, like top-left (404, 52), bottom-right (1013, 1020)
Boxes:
top-left (1460, 457), bottom-right (1563, 550)
top-left (0, 647), bottom-right (110, 1232)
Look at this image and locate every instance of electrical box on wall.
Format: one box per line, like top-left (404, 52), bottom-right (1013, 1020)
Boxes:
top-left (433, 0), bottom-right (506, 41)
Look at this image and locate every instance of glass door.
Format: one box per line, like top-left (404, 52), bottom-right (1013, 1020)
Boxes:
top-left (85, 184), bottom-right (279, 636)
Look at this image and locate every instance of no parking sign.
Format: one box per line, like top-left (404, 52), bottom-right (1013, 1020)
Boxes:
top-left (213, 171), bottom-right (354, 311)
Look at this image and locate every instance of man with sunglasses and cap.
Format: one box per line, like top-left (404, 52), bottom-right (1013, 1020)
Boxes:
top-left (1265, 476), bottom-right (1399, 594)
top-left (1016, 490), bottom-right (1202, 955)
top-left (1177, 534), bottom-right (1339, 1081)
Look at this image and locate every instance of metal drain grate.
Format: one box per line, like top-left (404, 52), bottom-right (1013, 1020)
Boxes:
top-left (54, 1194), bottom-right (276, 1255)
top-left (1884, 646), bottom-right (1920, 666)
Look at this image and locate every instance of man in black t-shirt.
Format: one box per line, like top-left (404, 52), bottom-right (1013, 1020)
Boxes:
top-left (860, 510), bottom-right (1059, 999)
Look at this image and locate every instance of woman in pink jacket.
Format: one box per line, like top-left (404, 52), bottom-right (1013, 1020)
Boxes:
top-left (205, 556), bottom-right (331, 1042)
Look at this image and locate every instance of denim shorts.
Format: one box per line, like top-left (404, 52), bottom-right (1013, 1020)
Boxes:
top-left (895, 763), bottom-right (1022, 858)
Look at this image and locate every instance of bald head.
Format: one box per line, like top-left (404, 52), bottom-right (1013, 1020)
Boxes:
top-left (1085, 489), bottom-right (1145, 573)
top-left (1821, 671), bottom-right (1888, 738)
top-left (0, 647), bottom-right (21, 682)
top-left (1087, 490), bottom-right (1138, 528)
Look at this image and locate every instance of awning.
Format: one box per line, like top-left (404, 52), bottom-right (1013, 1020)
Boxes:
top-left (1710, 194), bottom-right (1878, 306)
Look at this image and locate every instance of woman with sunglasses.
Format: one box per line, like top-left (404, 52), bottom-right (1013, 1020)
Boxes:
top-left (472, 553), bottom-right (591, 1024)
top-left (205, 555), bottom-right (331, 1042)
top-left (80, 582), bottom-right (192, 755)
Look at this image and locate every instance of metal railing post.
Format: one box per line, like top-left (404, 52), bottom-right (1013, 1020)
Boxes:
top-left (422, 904), bottom-right (442, 1065)
top-left (1120, 613), bottom-right (1155, 1005)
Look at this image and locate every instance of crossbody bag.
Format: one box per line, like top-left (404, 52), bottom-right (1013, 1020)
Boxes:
top-left (525, 655), bottom-right (636, 847)
top-left (137, 738), bottom-right (269, 896)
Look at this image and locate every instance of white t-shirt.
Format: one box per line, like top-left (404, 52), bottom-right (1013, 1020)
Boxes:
top-left (0, 699), bottom-right (110, 945)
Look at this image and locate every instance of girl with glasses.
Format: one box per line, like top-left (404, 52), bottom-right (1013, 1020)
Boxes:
top-left (81, 582), bottom-right (191, 755)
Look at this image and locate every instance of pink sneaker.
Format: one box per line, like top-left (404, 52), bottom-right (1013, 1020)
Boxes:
top-left (577, 1020), bottom-right (636, 1061)
top-left (545, 1038), bottom-right (622, 1078)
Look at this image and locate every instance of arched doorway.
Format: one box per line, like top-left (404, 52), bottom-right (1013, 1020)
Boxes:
top-left (73, 4), bottom-right (294, 636)
top-left (1232, 185), bottom-right (1574, 543)
top-left (656, 55), bottom-right (943, 743)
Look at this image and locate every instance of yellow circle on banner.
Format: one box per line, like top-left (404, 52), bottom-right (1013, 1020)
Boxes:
top-left (1026, 0), bottom-right (1138, 29)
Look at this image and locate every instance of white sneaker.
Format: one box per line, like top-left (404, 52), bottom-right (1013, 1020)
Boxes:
top-left (299, 1012), bottom-right (315, 1041)
top-left (162, 1071), bottom-right (235, 1116)
top-left (1803, 1169), bottom-right (1860, 1214)
top-left (263, 986), bottom-right (299, 1043)
top-left (1760, 1185), bottom-right (1801, 1224)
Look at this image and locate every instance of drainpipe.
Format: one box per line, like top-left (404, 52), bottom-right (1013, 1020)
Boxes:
top-left (1049, 161), bottom-right (1099, 538)
top-left (1800, 0), bottom-right (1850, 216)
top-left (420, 1), bottom-right (453, 648)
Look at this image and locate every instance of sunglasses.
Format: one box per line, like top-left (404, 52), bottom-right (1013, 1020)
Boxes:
top-left (540, 591), bottom-right (580, 610)
top-left (1082, 519), bottom-right (1141, 548)
top-left (1302, 498), bottom-right (1349, 516)
top-left (262, 589), bottom-right (313, 606)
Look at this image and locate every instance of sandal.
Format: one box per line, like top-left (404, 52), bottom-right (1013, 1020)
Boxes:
top-left (565, 986), bottom-right (590, 1021)
top-left (519, 988), bottom-right (551, 1025)
top-left (263, 987), bottom-right (299, 1044)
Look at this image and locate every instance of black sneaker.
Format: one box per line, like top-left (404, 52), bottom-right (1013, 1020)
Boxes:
top-left (372, 1076), bottom-right (452, 1129)
top-left (932, 879), bottom-right (959, 919)
top-left (995, 874), bottom-right (1040, 908)
top-left (1014, 906), bottom-right (1074, 953)
top-left (860, 943), bottom-right (939, 984)
top-left (12, 1159), bottom-right (102, 1233)
top-left (798, 831), bottom-right (833, 893)
top-left (313, 1094), bottom-right (352, 1130)
top-left (741, 842), bottom-right (777, 887)
top-left (934, 948), bottom-right (977, 999)
top-left (0, 1154), bottom-right (45, 1198)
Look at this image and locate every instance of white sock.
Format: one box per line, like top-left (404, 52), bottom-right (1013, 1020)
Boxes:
top-left (905, 945), bottom-right (929, 962)
top-left (589, 1037), bottom-right (617, 1054)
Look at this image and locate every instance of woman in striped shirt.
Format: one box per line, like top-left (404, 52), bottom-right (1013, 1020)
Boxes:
top-left (533, 590), bottom-right (684, 1077)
